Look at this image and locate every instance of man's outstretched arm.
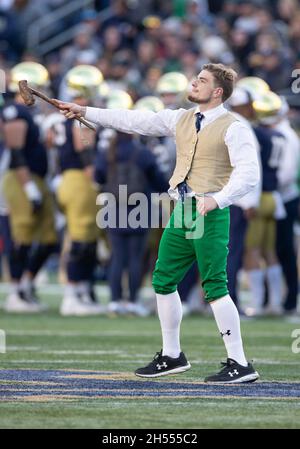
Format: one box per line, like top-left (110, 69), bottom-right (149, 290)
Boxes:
top-left (57, 101), bottom-right (185, 138)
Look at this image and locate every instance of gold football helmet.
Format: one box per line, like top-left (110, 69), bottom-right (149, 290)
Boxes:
top-left (105, 89), bottom-right (133, 109)
top-left (65, 64), bottom-right (103, 99)
top-left (156, 72), bottom-right (189, 108)
top-left (156, 72), bottom-right (189, 95)
top-left (253, 91), bottom-right (283, 124)
top-left (98, 81), bottom-right (110, 99)
top-left (133, 96), bottom-right (164, 112)
top-left (237, 77), bottom-right (270, 100)
top-left (9, 62), bottom-right (49, 92)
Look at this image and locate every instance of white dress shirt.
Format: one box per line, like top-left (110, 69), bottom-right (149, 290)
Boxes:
top-left (85, 104), bottom-right (260, 209)
top-left (230, 112), bottom-right (262, 210)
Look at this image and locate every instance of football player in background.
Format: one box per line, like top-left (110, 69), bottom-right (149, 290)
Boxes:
top-left (226, 84), bottom-right (261, 311)
top-left (2, 62), bottom-right (58, 312)
top-left (244, 91), bottom-right (287, 316)
top-left (95, 91), bottom-right (169, 316)
top-left (0, 100), bottom-right (11, 282)
top-left (47, 65), bottom-right (104, 316)
top-left (273, 98), bottom-right (300, 315)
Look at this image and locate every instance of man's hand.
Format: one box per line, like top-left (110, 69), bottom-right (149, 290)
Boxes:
top-left (24, 180), bottom-right (43, 213)
top-left (55, 101), bottom-right (86, 119)
top-left (197, 196), bottom-right (218, 216)
top-left (244, 207), bottom-right (257, 221)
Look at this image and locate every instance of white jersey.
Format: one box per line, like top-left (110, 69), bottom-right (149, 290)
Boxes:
top-left (275, 118), bottom-right (300, 203)
top-left (0, 146), bottom-right (10, 215)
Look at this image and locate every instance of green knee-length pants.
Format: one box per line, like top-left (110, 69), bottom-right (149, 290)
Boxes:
top-left (152, 199), bottom-right (230, 302)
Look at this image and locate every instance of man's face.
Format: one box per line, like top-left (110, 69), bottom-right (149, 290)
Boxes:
top-left (188, 70), bottom-right (222, 104)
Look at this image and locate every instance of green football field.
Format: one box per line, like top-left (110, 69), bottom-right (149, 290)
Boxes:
top-left (0, 288), bottom-right (300, 429)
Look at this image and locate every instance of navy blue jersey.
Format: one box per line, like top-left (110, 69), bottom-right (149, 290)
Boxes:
top-left (95, 133), bottom-right (169, 193)
top-left (254, 126), bottom-right (286, 192)
top-left (54, 120), bottom-right (83, 172)
top-left (1, 102), bottom-right (48, 177)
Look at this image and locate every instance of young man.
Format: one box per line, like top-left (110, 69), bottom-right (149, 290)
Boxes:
top-left (2, 62), bottom-right (58, 313)
top-left (58, 63), bottom-right (260, 383)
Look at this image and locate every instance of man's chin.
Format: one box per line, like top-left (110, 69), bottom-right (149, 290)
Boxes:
top-left (187, 94), bottom-right (200, 104)
top-left (187, 94), bottom-right (210, 104)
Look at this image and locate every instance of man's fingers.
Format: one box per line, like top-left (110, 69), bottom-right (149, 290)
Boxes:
top-left (60, 110), bottom-right (75, 118)
top-left (55, 100), bottom-right (72, 110)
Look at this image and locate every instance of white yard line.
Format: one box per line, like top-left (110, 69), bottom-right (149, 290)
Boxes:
top-left (0, 283), bottom-right (154, 297)
top-left (0, 359), bottom-right (137, 362)
top-left (5, 330), bottom-right (160, 337)
top-left (5, 348), bottom-right (127, 355)
top-left (4, 329), bottom-right (295, 338)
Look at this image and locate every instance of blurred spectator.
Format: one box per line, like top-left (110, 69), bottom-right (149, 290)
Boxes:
top-left (0, 6), bottom-right (22, 62)
top-left (289, 10), bottom-right (300, 57)
top-left (276, 0), bottom-right (299, 23)
top-left (101, 25), bottom-right (126, 61)
top-left (248, 31), bottom-right (293, 90)
top-left (12, 0), bottom-right (50, 48)
top-left (0, 0), bottom-right (14, 10)
top-left (44, 54), bottom-right (63, 98)
top-left (138, 65), bottom-right (163, 97)
top-left (136, 39), bottom-right (159, 77)
top-left (60, 24), bottom-right (101, 71)
top-left (200, 35), bottom-right (234, 66)
top-left (98, 0), bottom-right (137, 47)
top-left (185, 0), bottom-right (215, 29)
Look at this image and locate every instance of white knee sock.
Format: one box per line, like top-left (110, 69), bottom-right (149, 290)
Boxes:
top-left (266, 264), bottom-right (283, 310)
top-left (20, 274), bottom-right (33, 296)
top-left (64, 284), bottom-right (78, 297)
top-left (247, 269), bottom-right (265, 312)
top-left (210, 295), bottom-right (248, 367)
top-left (156, 291), bottom-right (182, 358)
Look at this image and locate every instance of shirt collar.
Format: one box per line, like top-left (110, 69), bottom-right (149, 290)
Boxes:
top-left (194, 103), bottom-right (226, 120)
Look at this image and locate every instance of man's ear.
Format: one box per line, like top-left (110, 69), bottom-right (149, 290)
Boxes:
top-left (214, 87), bottom-right (223, 99)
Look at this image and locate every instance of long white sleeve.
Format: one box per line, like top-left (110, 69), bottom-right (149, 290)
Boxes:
top-left (212, 121), bottom-right (260, 209)
top-left (85, 107), bottom-right (186, 137)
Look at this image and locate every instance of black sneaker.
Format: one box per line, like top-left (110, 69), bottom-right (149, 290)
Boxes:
top-left (204, 358), bottom-right (259, 383)
top-left (135, 350), bottom-right (191, 378)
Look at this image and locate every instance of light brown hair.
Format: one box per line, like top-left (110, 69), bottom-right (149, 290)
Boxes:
top-left (202, 63), bottom-right (237, 102)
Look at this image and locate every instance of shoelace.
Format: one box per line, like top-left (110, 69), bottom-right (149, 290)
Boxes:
top-left (221, 361), bottom-right (230, 367)
top-left (153, 351), bottom-right (163, 361)
top-left (219, 360), bottom-right (234, 372)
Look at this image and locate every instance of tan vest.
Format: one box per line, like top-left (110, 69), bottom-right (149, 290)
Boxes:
top-left (169, 108), bottom-right (238, 193)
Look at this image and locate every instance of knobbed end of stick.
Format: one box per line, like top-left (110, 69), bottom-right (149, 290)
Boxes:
top-left (18, 80), bottom-right (35, 106)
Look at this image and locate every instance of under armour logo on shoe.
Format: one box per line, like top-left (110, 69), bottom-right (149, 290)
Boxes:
top-left (156, 362), bottom-right (168, 370)
top-left (220, 330), bottom-right (231, 337)
top-left (228, 369), bottom-right (239, 377)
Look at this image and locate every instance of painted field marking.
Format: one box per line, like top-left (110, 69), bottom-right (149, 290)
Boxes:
top-left (0, 369), bottom-right (299, 404)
